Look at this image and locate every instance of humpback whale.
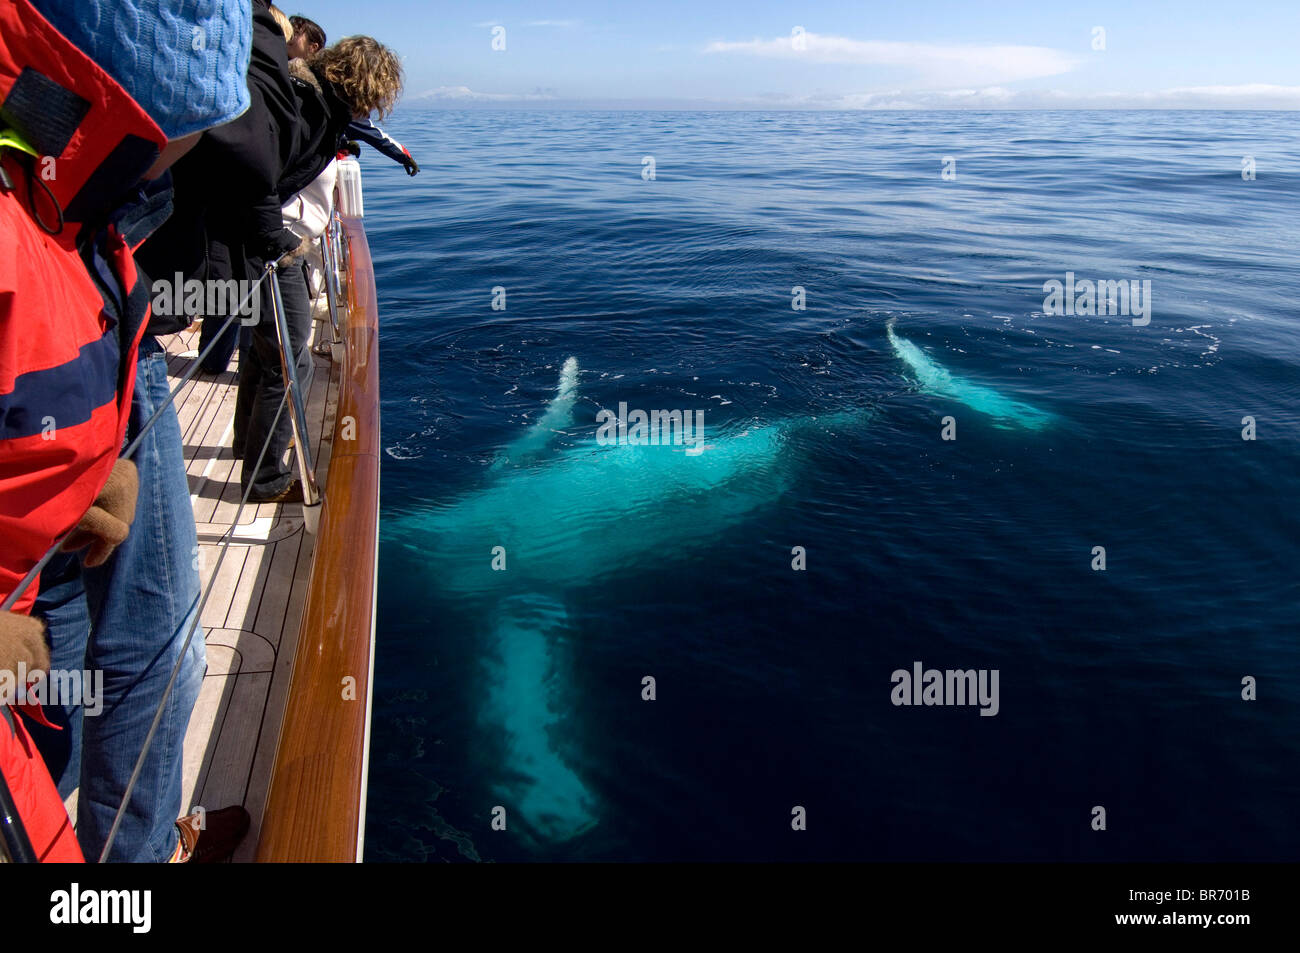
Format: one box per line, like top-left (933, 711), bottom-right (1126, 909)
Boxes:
top-left (391, 329), bottom-right (1052, 842)
top-left (886, 320), bottom-right (1054, 430)
top-left (391, 362), bottom-right (870, 841)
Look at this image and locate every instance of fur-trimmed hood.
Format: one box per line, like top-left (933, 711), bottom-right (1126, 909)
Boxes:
top-left (288, 57), bottom-right (321, 92)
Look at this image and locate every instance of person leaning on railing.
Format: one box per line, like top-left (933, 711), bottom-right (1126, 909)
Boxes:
top-left (234, 33), bottom-right (404, 503)
top-left (226, 4), bottom-right (325, 498)
top-left (289, 14), bottom-right (420, 176)
top-left (10, 0), bottom-right (254, 864)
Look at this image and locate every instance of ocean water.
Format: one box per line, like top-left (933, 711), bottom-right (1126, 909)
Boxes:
top-left (362, 111), bottom-right (1300, 862)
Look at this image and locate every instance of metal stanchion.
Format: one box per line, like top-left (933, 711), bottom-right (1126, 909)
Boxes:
top-left (331, 216), bottom-right (345, 282)
top-left (318, 227), bottom-right (346, 364)
top-left (319, 233), bottom-right (342, 347)
top-left (265, 262), bottom-right (323, 533)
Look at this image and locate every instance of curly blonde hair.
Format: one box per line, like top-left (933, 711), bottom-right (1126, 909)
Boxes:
top-left (311, 36), bottom-right (404, 119)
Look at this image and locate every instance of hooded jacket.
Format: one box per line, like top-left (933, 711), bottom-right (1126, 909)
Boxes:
top-left (276, 59), bottom-right (353, 203)
top-left (0, 0), bottom-right (166, 615)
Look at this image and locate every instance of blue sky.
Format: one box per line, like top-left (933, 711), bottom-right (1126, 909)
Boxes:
top-left (289, 1), bottom-right (1300, 108)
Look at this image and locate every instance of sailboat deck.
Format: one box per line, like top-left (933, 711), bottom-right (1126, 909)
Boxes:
top-left (167, 311), bottom-right (339, 862)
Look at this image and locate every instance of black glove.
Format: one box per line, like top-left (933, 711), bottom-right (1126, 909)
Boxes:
top-left (260, 228), bottom-right (301, 263)
top-left (343, 141), bottom-right (361, 158)
top-left (277, 235), bottom-right (314, 267)
top-left (404, 155), bottom-right (419, 177)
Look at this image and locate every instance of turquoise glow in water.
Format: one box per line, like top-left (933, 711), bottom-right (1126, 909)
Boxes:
top-left (365, 110), bottom-right (1300, 862)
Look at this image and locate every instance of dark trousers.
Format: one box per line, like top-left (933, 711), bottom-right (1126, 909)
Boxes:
top-left (233, 259), bottom-right (314, 498)
top-left (198, 310), bottom-right (240, 374)
top-left (196, 235), bottom-right (241, 374)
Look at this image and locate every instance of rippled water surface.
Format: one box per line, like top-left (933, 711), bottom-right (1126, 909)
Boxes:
top-left (361, 111), bottom-right (1300, 861)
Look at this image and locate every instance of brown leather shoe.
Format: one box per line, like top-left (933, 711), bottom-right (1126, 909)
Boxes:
top-left (246, 480), bottom-right (303, 504)
top-left (174, 805), bottom-right (251, 863)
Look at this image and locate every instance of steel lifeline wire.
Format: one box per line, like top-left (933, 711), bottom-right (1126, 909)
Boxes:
top-left (98, 255), bottom-right (329, 862)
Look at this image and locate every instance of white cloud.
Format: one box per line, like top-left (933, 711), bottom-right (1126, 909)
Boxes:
top-left (528, 19), bottom-right (582, 28)
top-left (817, 84), bottom-right (1300, 109)
top-left (1152, 84), bottom-right (1300, 106)
top-left (414, 85), bottom-right (558, 102)
top-left (407, 83), bottom-right (1300, 111)
top-left (704, 32), bottom-right (1079, 86)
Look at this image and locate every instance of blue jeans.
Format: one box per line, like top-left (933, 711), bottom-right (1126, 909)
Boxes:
top-left (31, 337), bottom-right (206, 862)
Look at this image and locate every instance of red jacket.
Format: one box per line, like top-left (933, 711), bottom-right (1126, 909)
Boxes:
top-left (0, 703), bottom-right (81, 861)
top-left (0, 0), bottom-right (168, 863)
top-left (0, 0), bottom-right (163, 614)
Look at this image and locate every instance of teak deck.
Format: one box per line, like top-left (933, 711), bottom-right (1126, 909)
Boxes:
top-left (169, 309), bottom-right (340, 863)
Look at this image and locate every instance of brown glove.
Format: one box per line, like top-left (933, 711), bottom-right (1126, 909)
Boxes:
top-left (0, 611), bottom-right (50, 682)
top-left (61, 458), bottom-right (138, 567)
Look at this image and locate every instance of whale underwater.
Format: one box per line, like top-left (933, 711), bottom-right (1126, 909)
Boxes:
top-left (388, 327), bottom-right (1054, 842)
top-left (885, 320), bottom-right (1055, 431)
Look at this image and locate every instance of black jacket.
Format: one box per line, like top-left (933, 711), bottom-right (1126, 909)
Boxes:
top-left (277, 65), bottom-right (353, 203)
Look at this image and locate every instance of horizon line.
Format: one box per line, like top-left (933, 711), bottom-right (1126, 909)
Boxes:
top-left (397, 102), bottom-right (1300, 112)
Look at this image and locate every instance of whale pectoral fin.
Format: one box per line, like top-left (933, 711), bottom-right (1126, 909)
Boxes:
top-left (485, 593), bottom-right (597, 842)
top-left (887, 323), bottom-right (1054, 431)
top-left (492, 357), bottom-right (581, 469)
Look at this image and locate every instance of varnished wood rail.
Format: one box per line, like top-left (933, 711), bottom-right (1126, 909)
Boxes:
top-left (256, 215), bottom-right (380, 862)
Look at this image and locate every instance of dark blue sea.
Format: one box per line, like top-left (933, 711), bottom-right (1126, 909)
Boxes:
top-left (361, 110), bottom-right (1300, 862)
